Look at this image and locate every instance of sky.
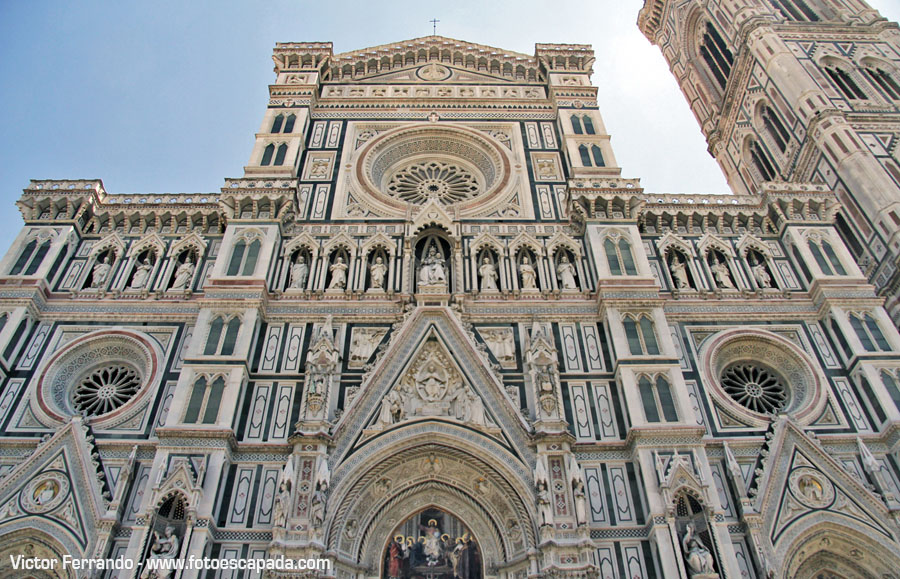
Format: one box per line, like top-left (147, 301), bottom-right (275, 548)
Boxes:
top-left (1, 1), bottom-right (899, 253)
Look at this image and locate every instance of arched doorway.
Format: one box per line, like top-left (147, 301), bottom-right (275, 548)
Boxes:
top-left (382, 507), bottom-right (482, 579)
top-left (783, 523), bottom-right (900, 579)
top-left (0, 528), bottom-right (75, 579)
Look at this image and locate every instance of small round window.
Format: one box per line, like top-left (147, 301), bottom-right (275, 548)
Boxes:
top-left (72, 363), bottom-right (142, 416)
top-left (720, 362), bottom-right (787, 415)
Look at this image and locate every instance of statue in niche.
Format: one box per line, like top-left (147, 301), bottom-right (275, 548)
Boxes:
top-left (556, 254), bottom-right (578, 290)
top-left (418, 246), bottom-right (447, 287)
top-left (290, 254), bottom-right (309, 289)
top-left (272, 479), bottom-right (291, 528)
top-left (328, 256), bottom-right (348, 290)
top-left (519, 255), bottom-right (538, 290)
top-left (669, 255), bottom-right (690, 289)
top-left (749, 253), bottom-right (772, 289)
top-left (143, 526), bottom-right (180, 578)
top-left (130, 256), bottom-right (152, 289)
top-left (171, 256), bottom-right (195, 290)
top-left (710, 256), bottom-right (734, 289)
top-left (369, 256), bottom-right (387, 291)
top-left (310, 479), bottom-right (327, 528)
top-left (682, 524), bottom-right (715, 576)
top-left (572, 477), bottom-right (587, 527)
top-left (91, 255), bottom-right (112, 288)
top-left (536, 480), bottom-right (553, 526)
top-left (479, 256), bottom-right (498, 291)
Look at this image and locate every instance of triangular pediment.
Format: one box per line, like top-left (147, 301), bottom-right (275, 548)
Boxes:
top-left (0, 418), bottom-right (111, 557)
top-left (352, 63), bottom-right (521, 84)
top-left (752, 418), bottom-right (898, 552)
top-left (332, 307), bottom-right (532, 465)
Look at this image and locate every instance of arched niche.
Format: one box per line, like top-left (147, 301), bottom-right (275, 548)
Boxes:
top-left (782, 522), bottom-right (900, 579)
top-left (0, 527), bottom-right (76, 578)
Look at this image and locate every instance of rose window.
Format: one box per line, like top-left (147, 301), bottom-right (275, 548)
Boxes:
top-left (385, 161), bottom-right (480, 205)
top-left (72, 364), bottom-right (142, 416)
top-left (720, 363), bottom-right (787, 414)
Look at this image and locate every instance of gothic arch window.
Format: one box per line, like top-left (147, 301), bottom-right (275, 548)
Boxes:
top-left (879, 370), bottom-right (900, 412)
top-left (578, 144), bottom-right (592, 166)
top-left (184, 375), bottom-right (226, 424)
top-left (204, 315), bottom-right (241, 356)
top-left (261, 144), bottom-right (275, 166)
top-left (760, 104), bottom-right (791, 152)
top-left (700, 22), bottom-right (734, 90)
top-left (623, 314), bottom-right (660, 355)
top-left (823, 65), bottom-right (867, 100)
top-left (271, 114), bottom-right (284, 133)
top-left (808, 236), bottom-right (846, 276)
top-left (9, 237), bottom-right (51, 276)
top-left (863, 65), bottom-right (900, 100)
top-left (274, 143), bottom-right (289, 166)
top-left (227, 236), bottom-right (261, 276)
top-left (604, 234), bottom-right (637, 275)
top-left (591, 145), bottom-right (605, 167)
top-left (582, 115), bottom-right (596, 135)
top-left (571, 115), bottom-right (583, 135)
top-left (849, 312), bottom-right (891, 352)
top-left (283, 114), bottom-right (296, 133)
top-left (747, 139), bottom-right (777, 181)
top-left (771, 0), bottom-right (819, 21)
top-left (638, 374), bottom-right (678, 422)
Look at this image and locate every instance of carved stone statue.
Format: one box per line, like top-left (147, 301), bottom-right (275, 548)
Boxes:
top-left (272, 480), bottom-right (291, 528)
top-left (142, 525), bottom-right (180, 579)
top-left (170, 257), bottom-right (195, 290)
top-left (479, 257), bottom-right (498, 291)
top-left (556, 254), bottom-right (578, 290)
top-left (710, 257), bottom-right (734, 289)
top-left (536, 480), bottom-right (553, 526)
top-left (378, 390), bottom-right (404, 427)
top-left (462, 390), bottom-right (486, 426)
top-left (290, 254), bottom-right (309, 289)
top-left (418, 246), bottom-right (447, 286)
top-left (519, 255), bottom-right (538, 290)
top-left (91, 255), bottom-right (112, 288)
top-left (310, 480), bottom-right (327, 528)
top-left (328, 256), bottom-right (348, 290)
top-left (670, 256), bottom-right (690, 289)
top-left (130, 257), bottom-right (152, 289)
top-left (573, 478), bottom-right (587, 527)
top-left (749, 254), bottom-right (772, 289)
top-left (682, 524), bottom-right (715, 576)
top-left (369, 256), bottom-right (387, 291)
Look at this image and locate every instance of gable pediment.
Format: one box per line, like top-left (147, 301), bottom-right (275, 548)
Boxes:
top-left (331, 307), bottom-right (532, 466)
top-left (752, 418), bottom-right (898, 551)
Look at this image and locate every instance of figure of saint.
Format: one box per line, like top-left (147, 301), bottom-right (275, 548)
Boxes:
top-left (272, 480), bottom-right (291, 528)
top-left (710, 257), bottom-right (734, 289)
top-left (750, 255), bottom-right (772, 289)
top-left (142, 526), bottom-right (180, 578)
top-left (369, 256), bottom-right (387, 290)
top-left (387, 536), bottom-right (403, 578)
top-left (378, 390), bottom-right (403, 427)
top-left (464, 390), bottom-right (486, 426)
top-left (573, 478), bottom-right (587, 527)
top-left (328, 256), bottom-right (348, 290)
top-left (418, 519), bottom-right (442, 566)
top-left (537, 481), bottom-right (553, 526)
top-left (557, 254), bottom-right (578, 290)
top-left (479, 257), bottom-right (498, 291)
top-left (670, 256), bottom-right (690, 289)
top-left (418, 246), bottom-right (447, 286)
top-left (33, 480), bottom-right (58, 505)
top-left (290, 254), bottom-right (309, 289)
top-left (171, 257), bottom-right (195, 290)
top-left (91, 255), bottom-right (111, 288)
top-left (130, 257), bottom-right (152, 289)
top-left (682, 524), bottom-right (715, 576)
top-left (519, 255), bottom-right (538, 290)
top-left (455, 534), bottom-right (477, 579)
top-left (310, 481), bottom-right (327, 528)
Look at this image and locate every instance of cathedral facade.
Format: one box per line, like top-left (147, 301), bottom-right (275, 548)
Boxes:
top-left (1, 4), bottom-right (900, 579)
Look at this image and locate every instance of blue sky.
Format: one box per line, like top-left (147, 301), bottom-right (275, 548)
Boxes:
top-left (1, 1), bottom-right (898, 253)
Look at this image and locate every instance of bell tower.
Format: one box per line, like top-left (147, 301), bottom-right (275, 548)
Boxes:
top-left (638, 0), bottom-right (900, 322)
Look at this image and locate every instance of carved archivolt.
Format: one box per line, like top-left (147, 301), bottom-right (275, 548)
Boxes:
top-left (325, 432), bottom-right (536, 575)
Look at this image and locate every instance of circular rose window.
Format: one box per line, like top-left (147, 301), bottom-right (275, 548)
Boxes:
top-left (699, 328), bottom-right (827, 426)
top-left (351, 124), bottom-right (514, 217)
top-left (35, 329), bottom-right (161, 426)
